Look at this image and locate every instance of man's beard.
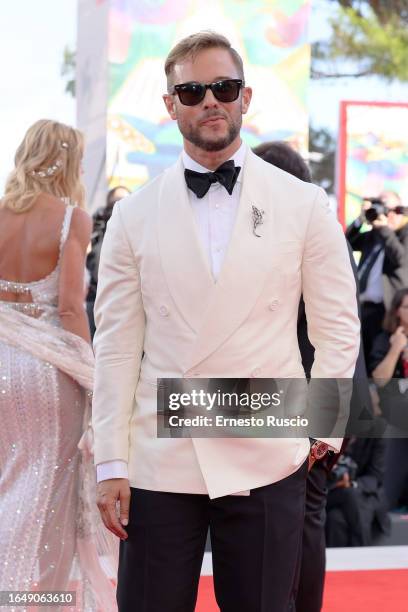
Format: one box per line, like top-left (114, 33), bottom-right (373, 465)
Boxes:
top-left (179, 114), bottom-right (242, 152)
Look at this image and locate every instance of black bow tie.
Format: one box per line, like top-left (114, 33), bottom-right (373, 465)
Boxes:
top-left (184, 160), bottom-right (241, 199)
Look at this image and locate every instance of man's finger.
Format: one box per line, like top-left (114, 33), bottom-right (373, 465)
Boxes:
top-left (98, 500), bottom-right (128, 539)
top-left (119, 489), bottom-right (131, 527)
top-left (105, 511), bottom-right (128, 539)
top-left (106, 502), bottom-right (128, 539)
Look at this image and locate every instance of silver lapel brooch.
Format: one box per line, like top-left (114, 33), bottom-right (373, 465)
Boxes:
top-left (252, 205), bottom-right (265, 237)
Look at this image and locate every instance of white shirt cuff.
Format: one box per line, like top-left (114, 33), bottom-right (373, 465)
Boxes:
top-left (96, 460), bottom-right (129, 482)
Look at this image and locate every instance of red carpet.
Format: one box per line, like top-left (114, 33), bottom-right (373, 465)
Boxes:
top-left (196, 570), bottom-right (408, 611)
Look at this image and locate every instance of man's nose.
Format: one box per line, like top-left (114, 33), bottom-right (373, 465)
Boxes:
top-left (202, 87), bottom-right (219, 108)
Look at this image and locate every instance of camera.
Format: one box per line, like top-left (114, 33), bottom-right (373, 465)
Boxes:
top-left (328, 455), bottom-right (358, 490)
top-left (363, 197), bottom-right (404, 223)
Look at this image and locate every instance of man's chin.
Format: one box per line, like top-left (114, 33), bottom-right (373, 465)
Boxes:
top-left (182, 124), bottom-right (239, 152)
top-left (196, 136), bottom-right (234, 152)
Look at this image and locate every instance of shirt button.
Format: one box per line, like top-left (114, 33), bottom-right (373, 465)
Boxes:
top-left (251, 368), bottom-right (262, 377)
top-left (159, 305), bottom-right (169, 317)
top-left (215, 203), bottom-right (220, 209)
top-left (268, 300), bottom-right (279, 311)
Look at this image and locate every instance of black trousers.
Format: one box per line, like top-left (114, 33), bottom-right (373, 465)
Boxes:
top-left (117, 460), bottom-right (307, 612)
top-left (294, 462), bottom-right (328, 612)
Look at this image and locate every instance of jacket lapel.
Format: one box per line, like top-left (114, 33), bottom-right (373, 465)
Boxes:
top-left (157, 157), bottom-right (214, 333)
top-left (186, 149), bottom-right (277, 370)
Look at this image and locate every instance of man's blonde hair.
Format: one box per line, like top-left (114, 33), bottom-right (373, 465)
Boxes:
top-left (1, 119), bottom-right (85, 213)
top-left (165, 31), bottom-right (244, 91)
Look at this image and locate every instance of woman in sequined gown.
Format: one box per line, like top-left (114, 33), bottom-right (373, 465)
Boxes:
top-left (0, 120), bottom-right (117, 611)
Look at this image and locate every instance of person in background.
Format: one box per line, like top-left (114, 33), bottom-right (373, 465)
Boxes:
top-left (252, 141), bottom-right (312, 183)
top-left (253, 140), bottom-right (372, 612)
top-left (346, 191), bottom-right (408, 365)
top-left (0, 119), bottom-right (116, 610)
top-left (86, 185), bottom-right (130, 337)
top-left (371, 288), bottom-right (408, 512)
top-left (325, 436), bottom-right (389, 547)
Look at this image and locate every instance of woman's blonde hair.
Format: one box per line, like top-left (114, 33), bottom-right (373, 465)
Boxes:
top-left (1, 119), bottom-right (85, 213)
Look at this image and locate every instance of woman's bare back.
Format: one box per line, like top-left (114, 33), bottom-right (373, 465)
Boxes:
top-left (0, 194), bottom-right (67, 303)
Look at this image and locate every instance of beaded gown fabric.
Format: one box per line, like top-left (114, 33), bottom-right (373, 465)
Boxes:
top-left (0, 204), bottom-right (118, 612)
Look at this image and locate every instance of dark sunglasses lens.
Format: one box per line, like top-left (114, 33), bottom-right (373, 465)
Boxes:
top-left (212, 80), bottom-right (241, 102)
top-left (177, 83), bottom-right (206, 106)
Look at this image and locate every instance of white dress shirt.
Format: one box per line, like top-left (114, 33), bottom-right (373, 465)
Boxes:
top-left (183, 142), bottom-right (246, 279)
top-left (96, 142), bottom-right (247, 483)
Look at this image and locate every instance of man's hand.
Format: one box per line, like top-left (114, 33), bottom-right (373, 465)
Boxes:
top-left (96, 478), bottom-right (131, 540)
top-left (372, 214), bottom-right (388, 228)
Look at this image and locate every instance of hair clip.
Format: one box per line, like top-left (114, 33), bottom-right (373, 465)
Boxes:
top-left (61, 141), bottom-right (69, 149)
top-left (31, 159), bottom-right (63, 179)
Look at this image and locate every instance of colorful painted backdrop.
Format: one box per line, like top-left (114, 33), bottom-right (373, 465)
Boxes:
top-left (338, 101), bottom-right (408, 228)
top-left (106, 0), bottom-right (312, 190)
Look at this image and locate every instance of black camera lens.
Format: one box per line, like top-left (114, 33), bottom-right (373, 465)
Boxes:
top-left (365, 202), bottom-right (386, 223)
top-left (365, 208), bottom-right (378, 223)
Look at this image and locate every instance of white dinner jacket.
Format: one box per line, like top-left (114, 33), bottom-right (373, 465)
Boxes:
top-left (92, 148), bottom-right (360, 499)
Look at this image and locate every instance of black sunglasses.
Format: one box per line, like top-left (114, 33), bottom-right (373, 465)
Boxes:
top-left (172, 79), bottom-right (244, 106)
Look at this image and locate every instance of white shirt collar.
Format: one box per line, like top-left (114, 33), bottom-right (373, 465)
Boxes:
top-left (182, 141), bottom-right (247, 183)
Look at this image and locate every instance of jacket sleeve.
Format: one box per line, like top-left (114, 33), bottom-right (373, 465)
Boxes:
top-left (377, 225), bottom-right (408, 268)
top-left (345, 219), bottom-right (367, 251)
top-left (92, 203), bottom-right (145, 466)
top-left (302, 188), bottom-right (361, 450)
top-left (302, 188), bottom-right (360, 378)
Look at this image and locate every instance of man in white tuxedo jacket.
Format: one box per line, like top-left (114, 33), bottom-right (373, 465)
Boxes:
top-left (93, 31), bottom-right (360, 612)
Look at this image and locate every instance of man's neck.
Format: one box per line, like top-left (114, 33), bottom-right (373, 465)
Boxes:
top-left (183, 137), bottom-right (242, 171)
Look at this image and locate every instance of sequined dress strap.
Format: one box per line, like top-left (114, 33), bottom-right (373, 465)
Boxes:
top-left (59, 204), bottom-right (75, 254)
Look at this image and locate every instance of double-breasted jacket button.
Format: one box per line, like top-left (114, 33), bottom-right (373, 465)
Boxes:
top-left (268, 299), bottom-right (279, 311)
top-left (159, 305), bottom-right (169, 317)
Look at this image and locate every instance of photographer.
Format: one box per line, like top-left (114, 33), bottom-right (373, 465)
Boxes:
top-left (326, 436), bottom-right (389, 547)
top-left (86, 185), bottom-right (130, 336)
top-left (346, 191), bottom-right (408, 365)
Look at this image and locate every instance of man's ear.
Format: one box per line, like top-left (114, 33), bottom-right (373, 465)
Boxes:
top-left (241, 86), bottom-right (252, 115)
top-left (163, 94), bottom-right (177, 120)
